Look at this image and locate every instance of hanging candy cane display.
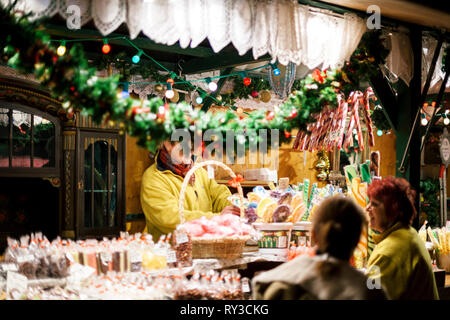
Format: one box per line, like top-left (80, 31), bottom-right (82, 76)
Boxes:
top-left (292, 88), bottom-right (376, 153)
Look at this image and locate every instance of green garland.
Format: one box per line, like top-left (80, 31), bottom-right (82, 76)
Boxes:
top-left (420, 179), bottom-right (440, 228)
top-left (220, 75), bottom-right (272, 105)
top-left (371, 106), bottom-right (391, 131)
top-left (0, 3), bottom-right (387, 154)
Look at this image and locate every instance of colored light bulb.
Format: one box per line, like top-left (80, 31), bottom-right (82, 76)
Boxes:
top-left (102, 43), bottom-right (110, 54)
top-left (208, 81), bottom-right (218, 91)
top-left (132, 50), bottom-right (143, 64)
top-left (57, 41), bottom-right (66, 56)
top-left (101, 39), bottom-right (110, 54)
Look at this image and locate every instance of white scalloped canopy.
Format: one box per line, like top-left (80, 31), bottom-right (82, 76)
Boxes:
top-left (4, 0), bottom-right (368, 70)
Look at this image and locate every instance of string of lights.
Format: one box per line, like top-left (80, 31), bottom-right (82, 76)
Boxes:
top-left (50, 35), bottom-right (281, 114)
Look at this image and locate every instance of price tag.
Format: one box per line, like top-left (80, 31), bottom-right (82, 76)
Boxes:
top-left (241, 278), bottom-right (250, 293)
top-left (0, 263), bottom-right (18, 273)
top-left (6, 271), bottom-right (27, 299)
top-left (100, 252), bottom-right (112, 263)
top-left (16, 255), bottom-right (34, 264)
top-left (176, 233), bottom-right (188, 245)
top-left (166, 250), bottom-right (177, 263)
top-left (440, 128), bottom-right (450, 166)
top-left (129, 251), bottom-right (141, 263)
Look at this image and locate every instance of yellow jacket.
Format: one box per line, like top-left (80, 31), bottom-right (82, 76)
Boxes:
top-left (366, 222), bottom-right (439, 300)
top-left (140, 159), bottom-right (232, 242)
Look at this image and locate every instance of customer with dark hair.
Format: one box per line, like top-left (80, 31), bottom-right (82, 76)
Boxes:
top-left (252, 195), bottom-right (386, 300)
top-left (366, 176), bottom-right (439, 300)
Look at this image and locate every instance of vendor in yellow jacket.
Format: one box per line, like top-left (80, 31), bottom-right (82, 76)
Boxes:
top-left (140, 140), bottom-right (240, 242)
top-left (365, 176), bottom-right (439, 300)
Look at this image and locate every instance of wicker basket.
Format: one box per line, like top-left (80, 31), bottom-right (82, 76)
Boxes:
top-left (179, 160), bottom-right (249, 260)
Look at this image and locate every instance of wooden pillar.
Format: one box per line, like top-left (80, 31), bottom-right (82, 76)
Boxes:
top-left (395, 27), bottom-right (422, 229)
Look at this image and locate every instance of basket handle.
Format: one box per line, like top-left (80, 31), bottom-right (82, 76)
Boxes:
top-left (178, 160), bottom-right (245, 225)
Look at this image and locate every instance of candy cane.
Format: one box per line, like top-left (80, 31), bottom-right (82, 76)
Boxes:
top-left (292, 130), bottom-right (303, 150)
top-left (337, 97), bottom-right (348, 150)
top-left (300, 133), bottom-right (309, 151)
top-left (364, 88), bottom-right (375, 147)
top-left (353, 91), bottom-right (364, 151)
top-left (343, 92), bottom-right (356, 151)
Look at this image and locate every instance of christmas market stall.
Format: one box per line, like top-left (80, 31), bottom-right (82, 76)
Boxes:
top-left (0, 0), bottom-right (450, 300)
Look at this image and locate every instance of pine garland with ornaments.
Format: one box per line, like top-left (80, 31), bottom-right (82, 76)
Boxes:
top-left (0, 2), bottom-right (387, 154)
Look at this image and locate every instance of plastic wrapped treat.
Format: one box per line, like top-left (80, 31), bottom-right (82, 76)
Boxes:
top-left (164, 234), bottom-right (177, 269)
top-left (231, 273), bottom-right (244, 300)
top-left (48, 252), bottom-right (69, 278)
top-left (3, 237), bottom-right (19, 263)
top-left (171, 226), bottom-right (192, 268)
top-left (245, 207), bottom-right (258, 224)
top-left (174, 272), bottom-right (203, 300)
top-left (277, 192), bottom-right (293, 206)
top-left (17, 236), bottom-right (37, 279)
top-left (272, 204), bottom-right (292, 223)
top-left (205, 271), bottom-right (224, 300)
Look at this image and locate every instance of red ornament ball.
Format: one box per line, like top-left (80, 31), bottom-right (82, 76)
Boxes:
top-left (266, 111), bottom-right (275, 121)
top-left (251, 91), bottom-right (258, 98)
top-left (102, 44), bottom-right (111, 54)
top-left (284, 131), bottom-right (291, 138)
top-left (289, 110), bottom-right (298, 119)
top-left (166, 78), bottom-right (174, 85)
top-left (243, 77), bottom-right (251, 86)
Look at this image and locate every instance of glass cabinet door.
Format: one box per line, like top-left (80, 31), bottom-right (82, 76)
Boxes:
top-left (0, 106), bottom-right (57, 171)
top-left (78, 131), bottom-right (124, 237)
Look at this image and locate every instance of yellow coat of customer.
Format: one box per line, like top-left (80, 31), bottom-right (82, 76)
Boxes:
top-left (366, 222), bottom-right (439, 300)
top-left (140, 158), bottom-right (232, 242)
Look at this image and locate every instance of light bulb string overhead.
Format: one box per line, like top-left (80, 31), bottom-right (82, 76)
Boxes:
top-left (50, 35), bottom-right (271, 113)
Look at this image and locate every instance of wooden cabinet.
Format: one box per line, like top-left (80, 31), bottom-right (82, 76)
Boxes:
top-left (75, 130), bottom-right (125, 238)
top-left (63, 113), bottom-right (126, 240)
top-left (0, 80), bottom-right (126, 244)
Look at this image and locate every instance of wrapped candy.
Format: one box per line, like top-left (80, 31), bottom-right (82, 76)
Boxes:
top-left (171, 225), bottom-right (192, 268)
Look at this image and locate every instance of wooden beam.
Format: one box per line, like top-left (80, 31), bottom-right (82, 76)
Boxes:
top-left (181, 51), bottom-right (271, 74)
top-left (201, 67), bottom-right (233, 112)
top-left (318, 0), bottom-right (450, 31)
top-left (43, 23), bottom-right (215, 58)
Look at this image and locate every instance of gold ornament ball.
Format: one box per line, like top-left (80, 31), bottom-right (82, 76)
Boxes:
top-left (260, 90), bottom-right (271, 103)
top-left (315, 159), bottom-right (327, 170)
top-left (316, 171), bottom-right (328, 181)
top-left (170, 90), bottom-right (180, 103)
top-left (154, 84), bottom-right (163, 92)
top-left (216, 95), bottom-right (222, 102)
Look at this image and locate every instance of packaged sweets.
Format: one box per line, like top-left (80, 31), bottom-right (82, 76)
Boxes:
top-left (171, 226), bottom-right (192, 268)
